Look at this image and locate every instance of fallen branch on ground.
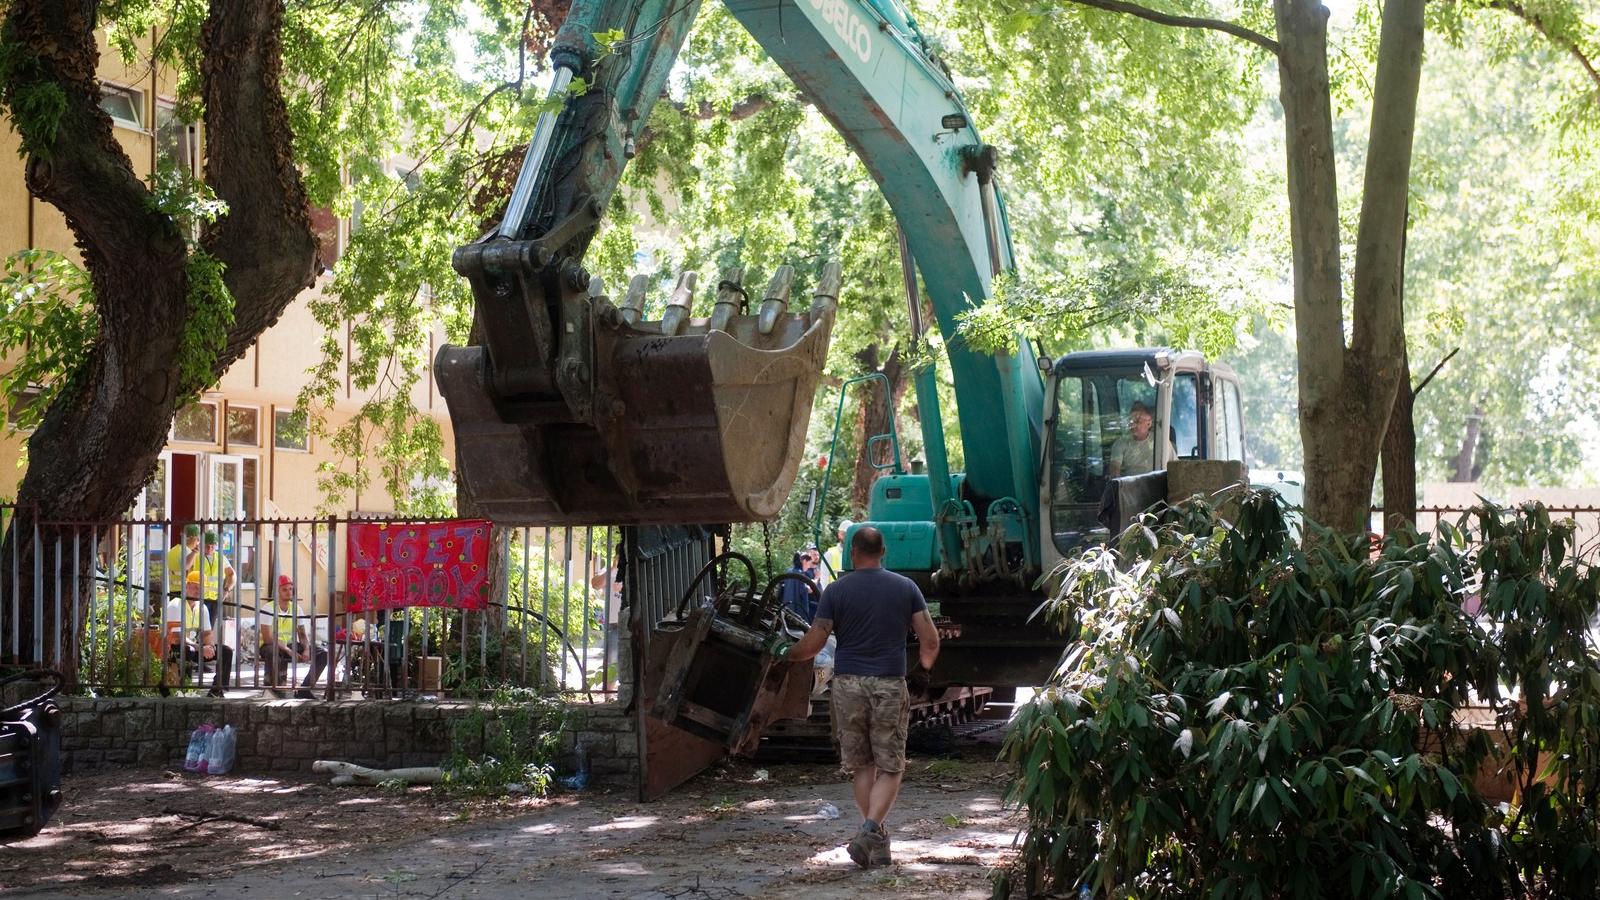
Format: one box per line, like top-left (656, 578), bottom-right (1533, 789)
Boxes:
top-left (161, 806), bottom-right (282, 831)
top-left (312, 759), bottom-right (445, 786)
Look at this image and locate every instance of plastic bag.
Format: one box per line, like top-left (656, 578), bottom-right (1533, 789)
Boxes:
top-left (198, 725), bottom-right (236, 775)
top-left (814, 634), bottom-right (836, 670)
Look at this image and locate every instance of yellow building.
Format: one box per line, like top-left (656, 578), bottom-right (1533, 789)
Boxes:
top-left (0, 31), bottom-right (455, 595)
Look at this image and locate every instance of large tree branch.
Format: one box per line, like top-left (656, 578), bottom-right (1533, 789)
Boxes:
top-left (1488, 0), bottom-right (1600, 98)
top-left (1274, 0), bottom-right (1345, 395)
top-left (2, 0), bottom-right (189, 321)
top-left (1349, 0), bottom-right (1423, 375)
top-left (1412, 346), bottom-right (1458, 395)
top-left (1055, 0), bottom-right (1281, 55)
top-left (200, 0), bottom-right (318, 373)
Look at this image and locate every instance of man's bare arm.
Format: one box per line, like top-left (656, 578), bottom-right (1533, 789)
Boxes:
top-left (911, 610), bottom-right (940, 671)
top-left (785, 618), bottom-right (834, 663)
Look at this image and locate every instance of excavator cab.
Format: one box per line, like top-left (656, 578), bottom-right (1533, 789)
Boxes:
top-left (437, 262), bottom-right (839, 526)
top-left (1040, 348), bottom-right (1248, 561)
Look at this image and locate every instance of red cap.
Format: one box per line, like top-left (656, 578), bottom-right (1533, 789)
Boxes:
top-left (278, 575), bottom-right (294, 594)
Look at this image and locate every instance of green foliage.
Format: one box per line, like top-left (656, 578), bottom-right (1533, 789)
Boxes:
top-left (0, 18), bottom-right (67, 161)
top-left (287, 1), bottom-right (530, 512)
top-left (443, 684), bottom-right (567, 796)
top-left (1004, 491), bottom-right (1600, 899)
top-left (78, 579), bottom-right (163, 696)
top-left (0, 251), bottom-right (96, 432)
top-left (143, 161), bottom-right (236, 399)
top-left (178, 249), bottom-right (234, 398)
top-left (958, 264), bottom-right (1246, 359)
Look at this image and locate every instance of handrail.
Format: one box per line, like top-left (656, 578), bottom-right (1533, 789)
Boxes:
top-left (812, 373), bottom-right (905, 573)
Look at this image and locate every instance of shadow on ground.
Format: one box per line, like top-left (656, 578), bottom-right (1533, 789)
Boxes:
top-left (4, 758), bottom-right (1019, 899)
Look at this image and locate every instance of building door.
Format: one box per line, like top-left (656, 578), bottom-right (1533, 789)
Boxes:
top-left (169, 452), bottom-right (201, 541)
top-left (206, 453), bottom-right (256, 587)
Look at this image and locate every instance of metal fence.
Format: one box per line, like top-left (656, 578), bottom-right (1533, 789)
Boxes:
top-left (0, 507), bottom-right (625, 701)
top-left (1373, 505), bottom-right (1600, 557)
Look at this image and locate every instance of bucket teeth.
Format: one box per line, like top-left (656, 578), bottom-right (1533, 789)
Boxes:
top-left (707, 266), bottom-right (746, 333)
top-left (621, 273), bottom-right (649, 325)
top-left (757, 265), bottom-right (796, 335)
top-left (660, 270), bottom-right (698, 336)
top-left (811, 259), bottom-right (842, 322)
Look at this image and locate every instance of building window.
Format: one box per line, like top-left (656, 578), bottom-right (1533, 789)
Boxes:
top-left (227, 405), bottom-right (260, 447)
top-left (99, 85), bottom-right (144, 130)
top-left (242, 457), bottom-right (259, 516)
top-left (172, 402), bottom-right (218, 443)
top-left (155, 100), bottom-right (197, 176)
top-left (274, 408), bottom-right (309, 452)
top-left (6, 385), bottom-right (45, 432)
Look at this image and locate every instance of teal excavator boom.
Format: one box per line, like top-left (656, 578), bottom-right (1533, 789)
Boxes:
top-left (438, 0), bottom-right (1044, 571)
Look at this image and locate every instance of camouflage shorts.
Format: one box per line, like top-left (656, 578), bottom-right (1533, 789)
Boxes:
top-left (831, 674), bottom-right (910, 774)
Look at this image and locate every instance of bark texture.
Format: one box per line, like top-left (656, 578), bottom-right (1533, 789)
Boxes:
top-left (1275, 0), bottom-right (1423, 535)
top-left (850, 343), bottom-right (908, 513)
top-left (1381, 347), bottom-right (1418, 530)
top-left (0, 1), bottom-right (315, 672)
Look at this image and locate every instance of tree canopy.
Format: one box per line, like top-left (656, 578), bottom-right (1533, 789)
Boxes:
top-left (1, 0), bottom-right (1597, 532)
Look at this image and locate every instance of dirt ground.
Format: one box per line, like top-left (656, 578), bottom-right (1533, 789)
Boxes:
top-left (2, 745), bottom-right (1021, 898)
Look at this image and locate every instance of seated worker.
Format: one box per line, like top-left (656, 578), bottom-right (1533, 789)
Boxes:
top-left (779, 548), bottom-right (823, 622)
top-left (257, 575), bottom-right (329, 699)
top-left (1107, 401), bottom-right (1179, 478)
top-left (161, 588), bottom-right (233, 697)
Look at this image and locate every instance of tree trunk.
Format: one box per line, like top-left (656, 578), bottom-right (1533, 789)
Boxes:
top-left (1449, 404), bottom-right (1486, 482)
top-left (1275, 0), bottom-right (1423, 535)
top-left (850, 343), bottom-right (908, 513)
top-left (1381, 346), bottom-right (1418, 531)
top-left (0, 1), bottom-right (315, 677)
top-left (1380, 208), bottom-right (1417, 532)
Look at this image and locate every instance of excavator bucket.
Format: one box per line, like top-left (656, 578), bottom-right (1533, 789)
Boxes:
top-left (436, 261), bottom-right (839, 526)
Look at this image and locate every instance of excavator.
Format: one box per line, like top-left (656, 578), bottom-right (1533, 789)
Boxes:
top-left (436, 0), bottom-right (1253, 744)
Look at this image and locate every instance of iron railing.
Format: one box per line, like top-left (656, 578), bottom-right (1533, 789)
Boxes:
top-left (0, 508), bottom-right (626, 701)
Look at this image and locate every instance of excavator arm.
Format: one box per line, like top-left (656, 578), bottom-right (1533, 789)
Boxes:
top-left (439, 0), bottom-right (1042, 538)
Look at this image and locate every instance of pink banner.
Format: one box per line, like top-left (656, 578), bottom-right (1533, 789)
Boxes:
top-left (347, 520), bottom-right (492, 611)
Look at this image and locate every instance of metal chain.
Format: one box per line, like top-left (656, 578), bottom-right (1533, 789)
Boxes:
top-left (759, 521), bottom-right (775, 582)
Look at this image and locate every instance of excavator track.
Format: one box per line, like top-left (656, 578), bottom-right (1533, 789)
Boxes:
top-left (753, 686), bottom-right (997, 762)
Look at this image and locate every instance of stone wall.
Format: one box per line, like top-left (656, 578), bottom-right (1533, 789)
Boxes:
top-left (58, 697), bottom-right (638, 789)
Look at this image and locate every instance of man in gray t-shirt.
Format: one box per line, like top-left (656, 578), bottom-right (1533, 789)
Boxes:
top-left (781, 525), bottom-right (940, 869)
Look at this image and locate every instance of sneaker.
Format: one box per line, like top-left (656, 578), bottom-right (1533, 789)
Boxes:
top-left (847, 824), bottom-right (886, 869)
top-left (294, 689), bottom-right (315, 700)
top-left (207, 686), bottom-right (226, 698)
top-left (869, 827), bottom-right (892, 867)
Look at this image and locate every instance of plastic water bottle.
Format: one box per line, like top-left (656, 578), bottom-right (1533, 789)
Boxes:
top-left (558, 741), bottom-right (590, 790)
top-left (184, 725), bottom-right (213, 772)
top-left (211, 726), bottom-right (236, 775)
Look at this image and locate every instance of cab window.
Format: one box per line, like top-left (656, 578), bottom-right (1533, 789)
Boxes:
top-left (1048, 371), bottom-right (1158, 551)
top-left (1171, 373), bottom-right (1200, 459)
top-left (1219, 380), bottom-right (1245, 461)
